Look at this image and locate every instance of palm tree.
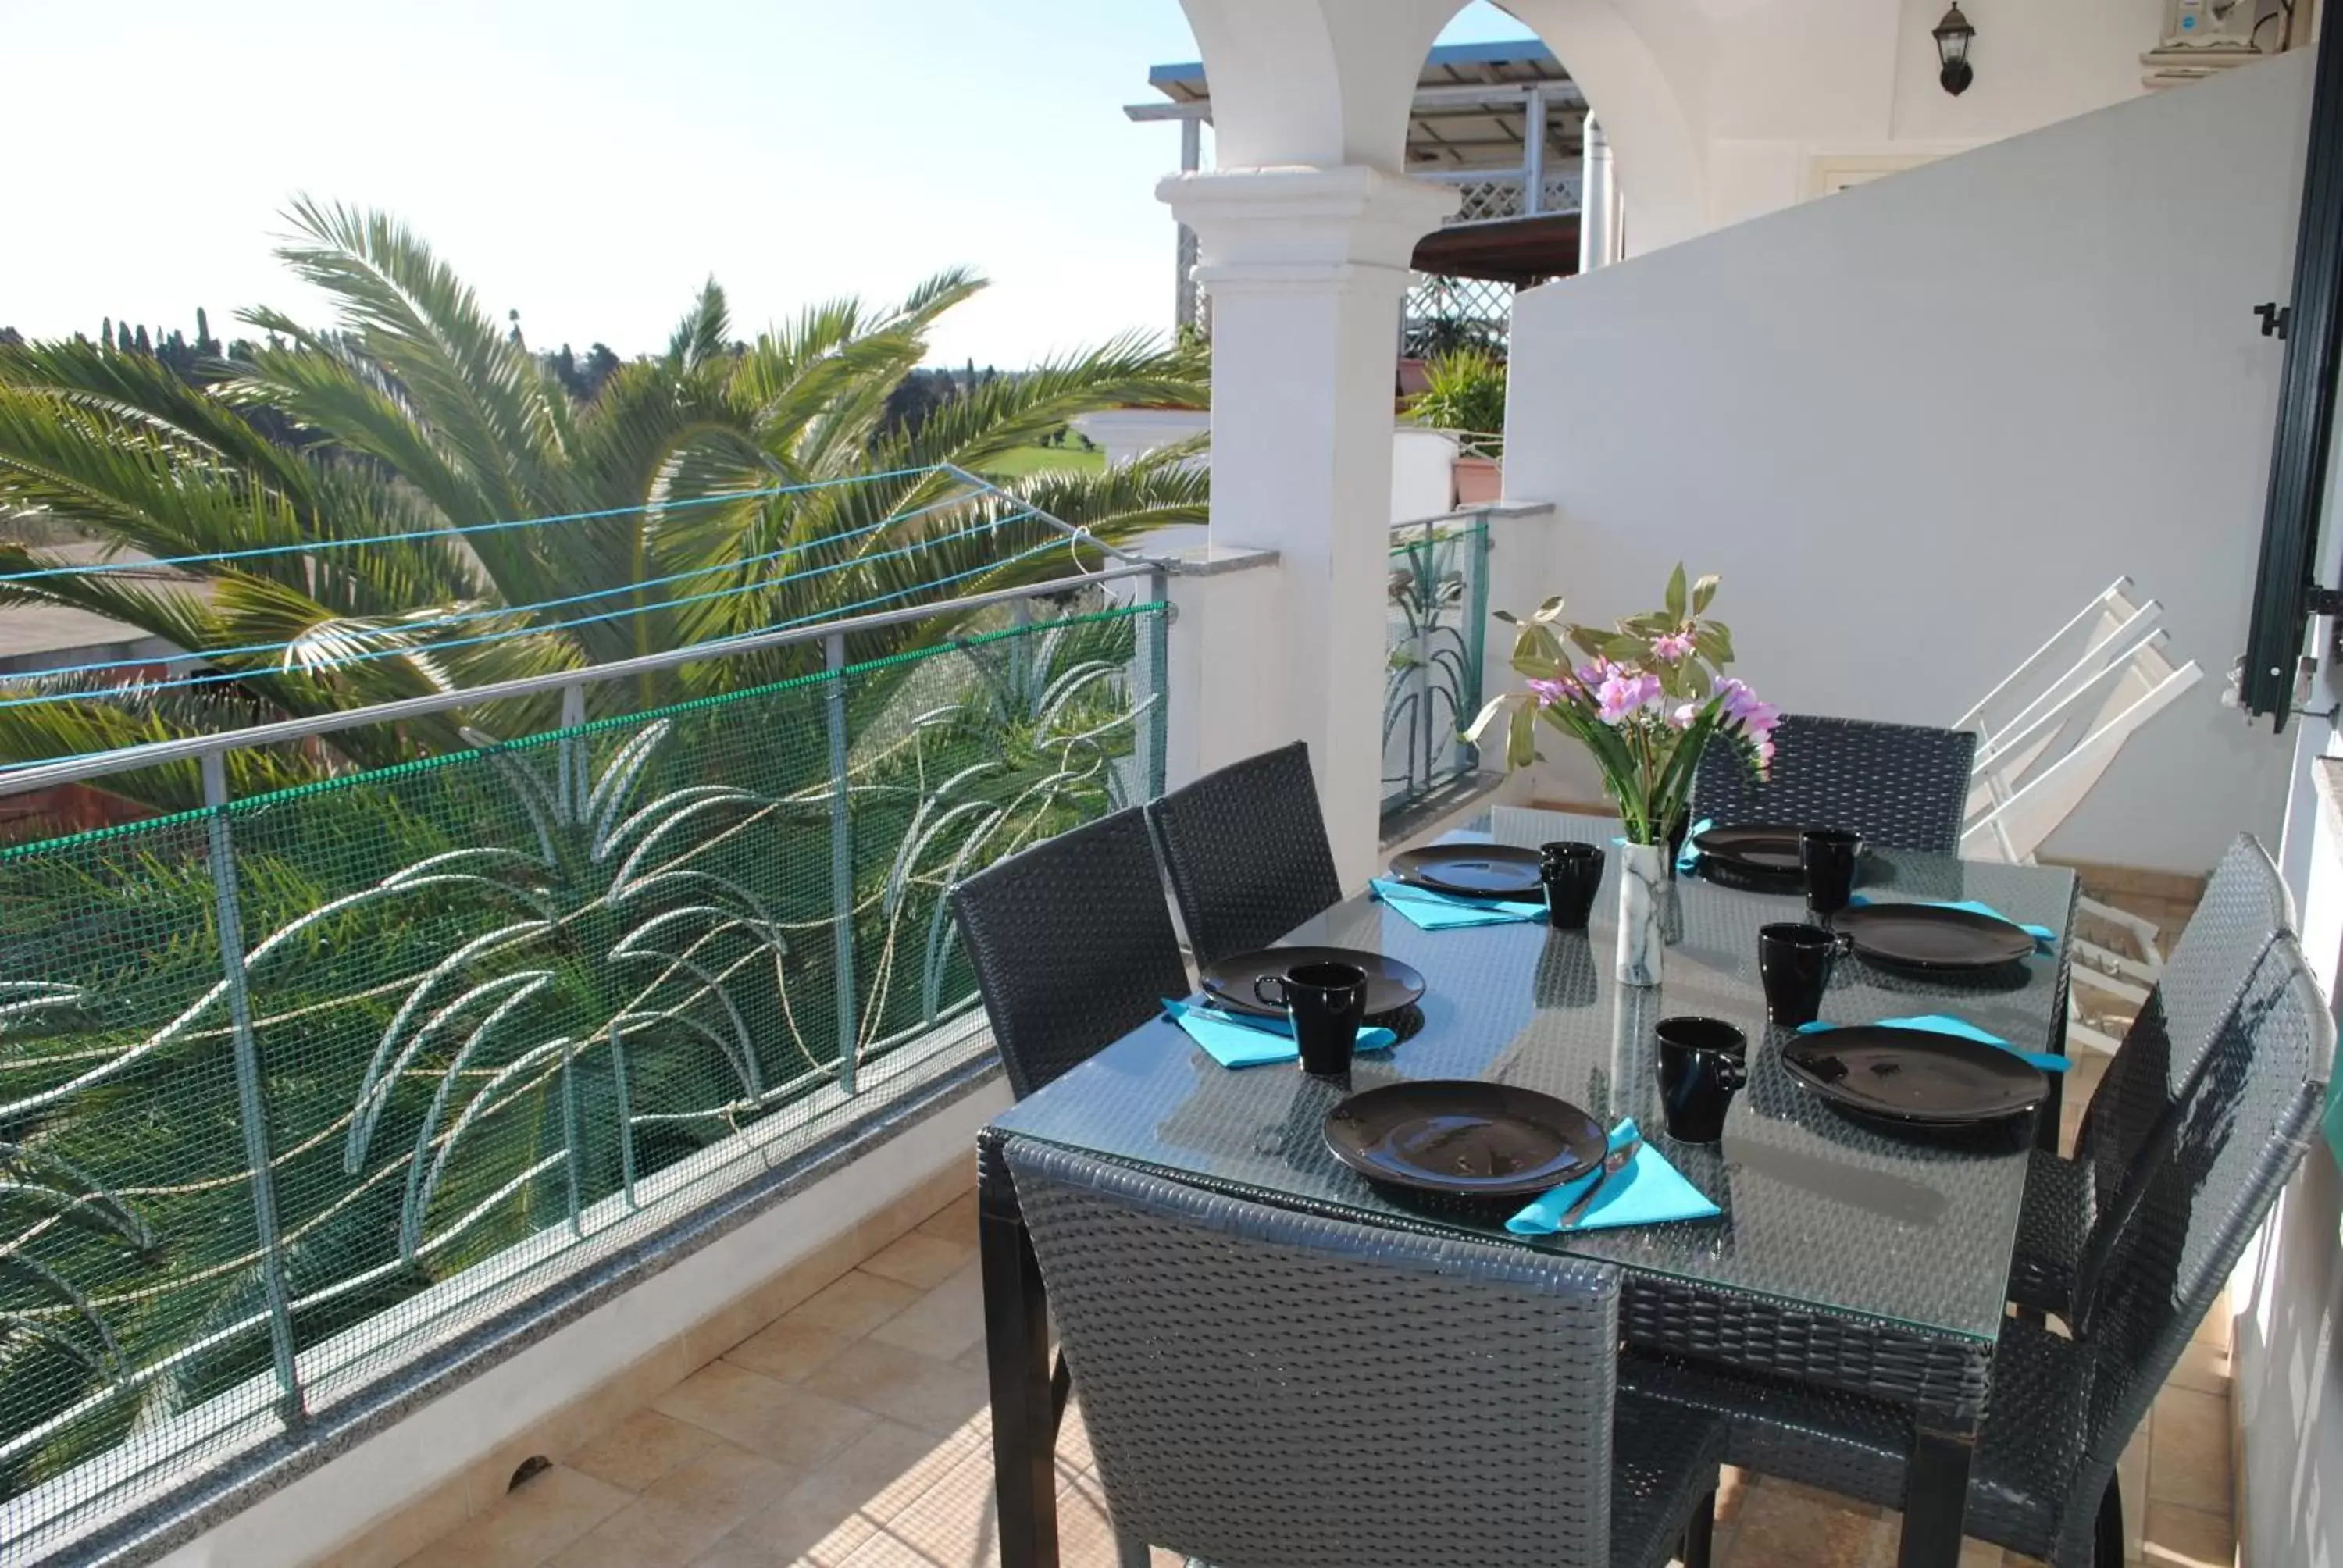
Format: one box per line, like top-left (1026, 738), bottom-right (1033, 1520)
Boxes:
top-left (0, 200), bottom-right (1207, 814)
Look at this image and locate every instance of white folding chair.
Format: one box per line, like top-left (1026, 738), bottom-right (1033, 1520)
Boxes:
top-left (1956, 579), bottom-right (2204, 1053)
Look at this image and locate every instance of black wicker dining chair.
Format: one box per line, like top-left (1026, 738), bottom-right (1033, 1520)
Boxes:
top-left (1002, 1135), bottom-right (1726, 1568)
top-left (948, 807), bottom-right (1189, 1100)
top-left (1690, 714), bottom-right (1977, 853)
top-left (2006, 832), bottom-right (2293, 1317)
top-left (1145, 740), bottom-right (1345, 968)
top-left (1625, 932), bottom-right (2332, 1567)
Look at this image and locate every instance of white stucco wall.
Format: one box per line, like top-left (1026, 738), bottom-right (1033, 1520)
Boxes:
top-left (1500, 52), bottom-right (2310, 874)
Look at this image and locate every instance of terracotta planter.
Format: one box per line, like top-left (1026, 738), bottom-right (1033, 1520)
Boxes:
top-left (1453, 454), bottom-right (1503, 506)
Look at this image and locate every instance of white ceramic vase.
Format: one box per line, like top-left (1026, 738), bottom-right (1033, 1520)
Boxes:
top-left (1614, 841), bottom-right (1667, 987)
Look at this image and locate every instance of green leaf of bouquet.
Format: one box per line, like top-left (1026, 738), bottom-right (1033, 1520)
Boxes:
top-left (1692, 573), bottom-right (1720, 614)
top-left (1664, 561), bottom-right (1687, 620)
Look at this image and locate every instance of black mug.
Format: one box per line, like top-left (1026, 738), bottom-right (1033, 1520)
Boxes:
top-left (1254, 960), bottom-right (1368, 1076)
top-left (1539, 840), bottom-right (1606, 929)
top-left (1757, 921), bottom-right (1853, 1027)
top-left (1801, 828), bottom-right (1863, 917)
top-left (1654, 1017), bottom-right (1748, 1143)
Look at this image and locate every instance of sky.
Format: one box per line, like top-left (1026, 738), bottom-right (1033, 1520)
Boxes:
top-left (1, 2), bottom-right (1537, 369)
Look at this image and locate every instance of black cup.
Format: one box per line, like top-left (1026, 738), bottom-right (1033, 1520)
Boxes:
top-left (1539, 841), bottom-right (1606, 929)
top-left (1254, 960), bottom-right (1368, 1076)
top-left (1757, 921), bottom-right (1853, 1027)
top-left (1801, 828), bottom-right (1863, 917)
top-left (1654, 1016), bottom-right (1748, 1143)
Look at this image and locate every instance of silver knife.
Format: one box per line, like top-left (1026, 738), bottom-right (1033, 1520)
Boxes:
top-left (1558, 1138), bottom-right (1641, 1230)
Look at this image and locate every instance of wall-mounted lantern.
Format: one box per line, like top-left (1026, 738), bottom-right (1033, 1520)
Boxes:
top-left (1934, 4), bottom-right (1976, 96)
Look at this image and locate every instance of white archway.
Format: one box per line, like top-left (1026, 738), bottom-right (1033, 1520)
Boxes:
top-left (1500, 0), bottom-right (1711, 252)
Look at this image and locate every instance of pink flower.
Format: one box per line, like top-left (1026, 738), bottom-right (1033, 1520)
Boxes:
top-left (1595, 668), bottom-right (1662, 725)
top-left (1668, 701), bottom-right (1700, 729)
top-left (1714, 675), bottom-right (1780, 739)
top-left (1651, 630), bottom-right (1696, 662)
top-left (1525, 676), bottom-right (1574, 707)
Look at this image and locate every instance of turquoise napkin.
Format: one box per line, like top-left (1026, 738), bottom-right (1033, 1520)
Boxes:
top-left (1796, 1015), bottom-right (2068, 1074)
top-left (1846, 894), bottom-right (2055, 949)
top-left (1368, 878), bottom-right (1546, 929)
top-left (1674, 818), bottom-right (1714, 875)
top-left (1507, 1119), bottom-right (1722, 1235)
top-left (1162, 998), bottom-right (1397, 1069)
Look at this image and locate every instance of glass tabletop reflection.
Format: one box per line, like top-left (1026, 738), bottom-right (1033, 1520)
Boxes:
top-left (990, 807), bottom-right (2079, 1347)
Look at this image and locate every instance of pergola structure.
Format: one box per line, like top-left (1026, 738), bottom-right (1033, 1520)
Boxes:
top-left (1131, 39), bottom-right (1617, 351)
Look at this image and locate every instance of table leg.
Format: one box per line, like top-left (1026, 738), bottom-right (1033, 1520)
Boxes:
top-left (982, 1173), bottom-right (1059, 1568)
top-left (1898, 1424), bottom-right (1977, 1568)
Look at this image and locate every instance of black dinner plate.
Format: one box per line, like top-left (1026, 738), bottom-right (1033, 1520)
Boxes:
top-left (1323, 1080), bottom-right (1607, 1198)
top-left (1203, 946), bottom-right (1428, 1019)
top-left (1833, 903), bottom-right (2038, 972)
top-left (1388, 843), bottom-right (1544, 899)
top-left (1779, 1026), bottom-right (2048, 1129)
top-left (1692, 822), bottom-right (1812, 880)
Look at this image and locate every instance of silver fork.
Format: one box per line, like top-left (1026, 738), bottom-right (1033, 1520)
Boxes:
top-left (1557, 1137), bottom-right (1641, 1230)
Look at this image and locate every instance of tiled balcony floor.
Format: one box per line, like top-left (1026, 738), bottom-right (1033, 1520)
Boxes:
top-left (398, 900), bottom-right (2235, 1568)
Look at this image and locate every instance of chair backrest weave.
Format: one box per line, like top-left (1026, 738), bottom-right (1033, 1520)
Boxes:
top-left (1690, 714), bottom-right (1976, 853)
top-left (1145, 740), bottom-right (1345, 968)
top-left (947, 807), bottom-right (1189, 1099)
top-left (1004, 1135), bottom-right (1624, 1568)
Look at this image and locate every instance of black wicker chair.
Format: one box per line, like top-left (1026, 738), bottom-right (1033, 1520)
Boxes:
top-left (1002, 1135), bottom-right (1726, 1568)
top-left (1626, 932), bottom-right (2332, 1567)
top-left (2006, 833), bottom-right (2292, 1316)
top-left (1145, 740), bottom-right (1345, 968)
top-left (1690, 714), bottom-right (1977, 853)
top-left (948, 807), bottom-right (1189, 1100)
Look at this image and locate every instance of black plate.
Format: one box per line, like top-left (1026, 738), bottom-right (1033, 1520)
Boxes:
top-left (1692, 822), bottom-right (1810, 879)
top-left (1203, 946), bottom-right (1428, 1019)
top-left (1323, 1080), bottom-right (1607, 1198)
top-left (1388, 843), bottom-right (1544, 899)
top-left (1834, 903), bottom-right (2037, 971)
top-left (1780, 1026), bottom-right (2048, 1128)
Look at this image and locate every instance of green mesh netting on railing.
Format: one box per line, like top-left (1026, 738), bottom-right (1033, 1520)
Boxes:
top-left (0, 597), bottom-right (1164, 1556)
top-left (1383, 519), bottom-right (1489, 813)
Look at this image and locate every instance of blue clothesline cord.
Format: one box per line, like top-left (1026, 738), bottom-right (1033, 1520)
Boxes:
top-left (0, 465), bottom-right (950, 584)
top-left (2, 490), bottom-right (1040, 686)
top-left (0, 512), bottom-right (1079, 715)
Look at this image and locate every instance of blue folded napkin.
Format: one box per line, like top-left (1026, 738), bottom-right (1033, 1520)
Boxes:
top-left (1368, 878), bottom-right (1546, 929)
top-left (1674, 818), bottom-right (1714, 875)
top-left (1162, 998), bottom-right (1398, 1069)
top-left (1796, 1015), bottom-right (2068, 1074)
top-left (1507, 1119), bottom-right (1722, 1235)
top-left (1846, 894), bottom-right (2055, 949)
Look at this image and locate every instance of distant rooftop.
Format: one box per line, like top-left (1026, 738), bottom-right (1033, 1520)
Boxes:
top-left (1147, 38), bottom-right (1583, 171)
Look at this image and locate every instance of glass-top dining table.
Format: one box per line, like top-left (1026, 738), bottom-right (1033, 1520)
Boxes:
top-left (976, 807), bottom-right (2080, 1568)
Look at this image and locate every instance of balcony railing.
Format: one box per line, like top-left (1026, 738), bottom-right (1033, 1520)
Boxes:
top-left (1421, 166), bottom-right (1585, 228)
top-left (0, 561), bottom-right (1166, 1560)
top-left (1382, 511), bottom-right (1489, 818)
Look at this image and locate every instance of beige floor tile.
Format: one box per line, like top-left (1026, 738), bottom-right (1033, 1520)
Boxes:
top-left (917, 1191), bottom-right (981, 1245)
top-left (724, 1317), bottom-right (856, 1384)
top-left (716, 1417), bottom-right (984, 1565)
top-left (542, 1498), bottom-right (727, 1568)
top-left (802, 1338), bottom-right (993, 1436)
top-left (2148, 1386), bottom-right (2233, 1516)
top-left (1717, 1478), bottom-right (1883, 1566)
top-left (2141, 1501), bottom-right (2235, 1567)
top-left (2165, 1338), bottom-right (2232, 1397)
top-left (872, 1259), bottom-right (986, 1361)
top-left (859, 1231), bottom-right (976, 1290)
top-left (563, 1409), bottom-right (719, 1493)
top-left (398, 1465), bottom-right (629, 1568)
top-left (652, 1360), bottom-right (879, 1470)
top-left (784, 1270), bottom-right (925, 1338)
top-left (836, 1442), bottom-right (1003, 1568)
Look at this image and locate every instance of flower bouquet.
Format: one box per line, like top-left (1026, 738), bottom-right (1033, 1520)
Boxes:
top-left (1466, 564), bottom-right (1777, 983)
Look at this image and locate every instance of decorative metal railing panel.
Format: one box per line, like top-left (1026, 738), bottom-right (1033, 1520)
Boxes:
top-left (0, 599), bottom-right (1164, 1556)
top-left (1404, 274), bottom-right (1518, 361)
top-left (1382, 517), bottom-right (1489, 815)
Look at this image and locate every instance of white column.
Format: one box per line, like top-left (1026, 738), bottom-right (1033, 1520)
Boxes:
top-left (1579, 116), bottom-right (1617, 273)
top-left (1523, 87), bottom-right (1548, 217)
top-left (1175, 118), bottom-right (1204, 331)
top-left (1163, 165), bottom-right (1459, 887)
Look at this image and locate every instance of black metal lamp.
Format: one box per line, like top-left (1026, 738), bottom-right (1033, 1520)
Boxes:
top-left (1934, 4), bottom-right (1976, 96)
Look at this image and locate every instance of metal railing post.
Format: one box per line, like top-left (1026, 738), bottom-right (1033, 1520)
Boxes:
top-left (201, 752), bottom-right (306, 1426)
top-left (1140, 567), bottom-right (1168, 796)
top-left (1464, 514), bottom-right (1493, 772)
top-left (557, 682), bottom-right (587, 819)
top-left (824, 634), bottom-right (858, 1096)
top-left (1410, 522), bottom-right (1435, 796)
